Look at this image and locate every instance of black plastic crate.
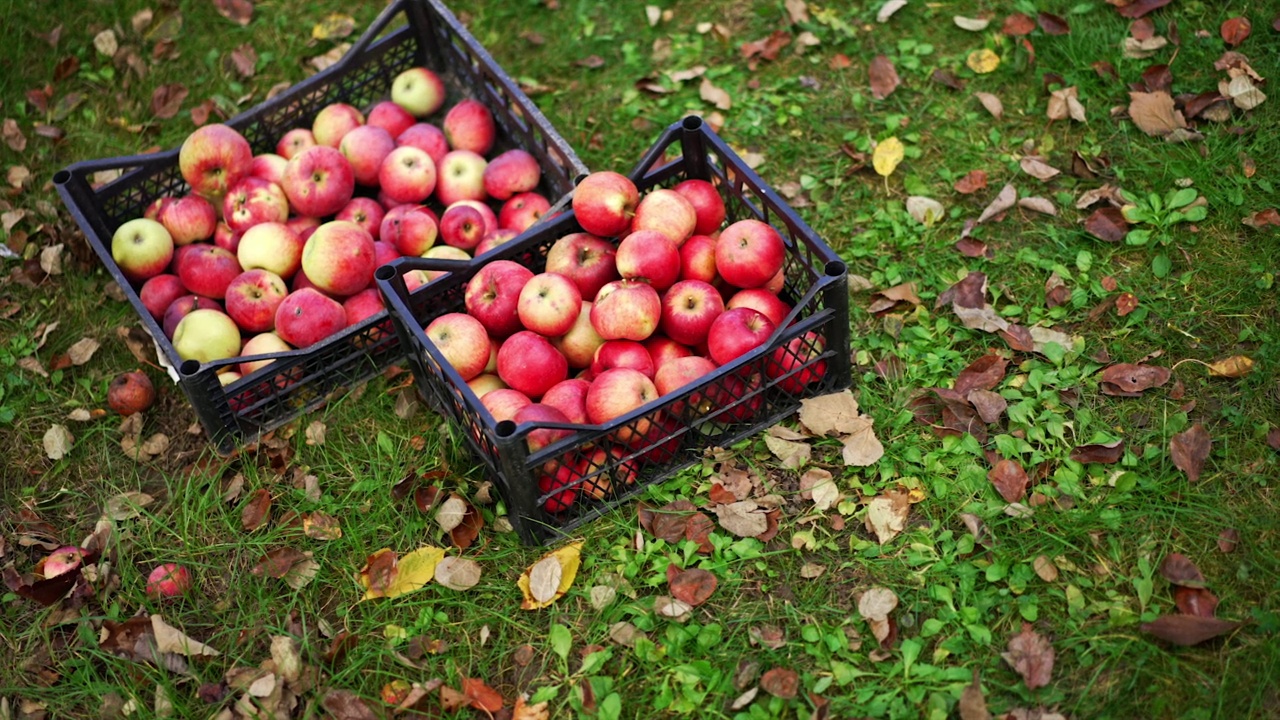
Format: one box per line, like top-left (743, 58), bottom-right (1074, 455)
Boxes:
top-left (377, 117), bottom-right (851, 545)
top-left (53, 0), bottom-right (587, 454)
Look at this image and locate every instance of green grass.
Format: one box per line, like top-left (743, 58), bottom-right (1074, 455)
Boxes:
top-left (4, 0), bottom-right (1280, 718)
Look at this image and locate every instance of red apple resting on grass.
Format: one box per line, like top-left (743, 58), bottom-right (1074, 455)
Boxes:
top-left (425, 312), bottom-right (491, 382)
top-left (276, 128), bottom-right (316, 160)
top-left (342, 288), bottom-right (384, 327)
top-left (312, 102), bottom-right (365, 148)
top-left (481, 387), bottom-right (532, 423)
top-left (474, 228), bottom-right (518, 256)
top-left (173, 309), bottom-right (242, 363)
top-left (108, 370), bottom-right (156, 416)
top-left (632, 188), bottom-right (697, 246)
top-left (179, 245), bottom-right (242, 299)
top-left (585, 368), bottom-right (658, 442)
top-left (672, 178), bottom-right (726, 236)
top-left (465, 260), bottom-right (534, 338)
top-left (545, 232), bottom-right (619, 300)
top-left (499, 191), bottom-right (552, 232)
top-left (223, 176), bottom-right (289, 232)
top-left (146, 563), bottom-right (192, 600)
top-left (661, 280), bottom-right (725, 347)
top-left (438, 204), bottom-right (486, 251)
top-left (467, 373), bottom-right (506, 398)
top-left (112, 218), bottom-right (174, 282)
top-left (715, 219), bottom-right (786, 289)
top-left (552, 302), bottom-right (605, 369)
top-left (707, 307), bottom-right (776, 366)
top-left (591, 280), bottom-right (661, 341)
top-left (157, 194), bottom-right (217, 246)
top-left (379, 146), bottom-right (437, 205)
top-left (766, 331), bottom-right (827, 394)
top-left (340, 125), bottom-right (397, 187)
top-left (435, 150), bottom-right (487, 206)
top-left (727, 288), bottom-right (792, 328)
top-left (590, 340), bottom-right (655, 379)
top-left (449, 200), bottom-right (498, 238)
top-left (275, 288), bottom-right (347, 348)
top-left (40, 546), bottom-right (84, 578)
top-left (538, 465), bottom-right (579, 513)
top-left (237, 222), bottom-right (304, 280)
top-left (572, 171), bottom-right (639, 237)
top-left (442, 98), bottom-right (495, 155)
top-left (678, 234), bottom-right (719, 285)
top-left (380, 205), bottom-right (439, 257)
top-left (301, 221), bottom-right (377, 297)
top-left (497, 330), bottom-right (568, 400)
top-left (282, 146), bottom-right (355, 218)
top-left (225, 269), bottom-right (289, 333)
top-left (616, 229), bottom-right (680, 292)
top-left (483, 149), bottom-right (541, 200)
top-left (645, 336), bottom-right (693, 372)
top-left (366, 100), bottom-right (417, 139)
top-left (422, 246), bottom-right (471, 281)
top-left (239, 331), bottom-right (292, 375)
top-left (513, 403), bottom-right (576, 455)
top-left (336, 197), bottom-right (386, 239)
top-left (250, 153), bottom-right (289, 186)
top-left (162, 295), bottom-right (220, 339)
top-left (396, 123), bottom-right (449, 167)
top-left (541, 378), bottom-right (591, 425)
top-left (391, 67), bottom-right (446, 118)
top-left (517, 272), bottom-right (582, 337)
top-left (139, 274), bottom-right (187, 319)
top-left (178, 123), bottom-right (253, 199)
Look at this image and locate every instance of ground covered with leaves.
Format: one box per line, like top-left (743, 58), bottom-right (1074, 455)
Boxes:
top-left (2, 1), bottom-right (1280, 719)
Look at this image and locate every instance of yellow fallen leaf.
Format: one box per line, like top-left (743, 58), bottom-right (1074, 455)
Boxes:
top-left (362, 546), bottom-right (444, 601)
top-left (312, 13), bottom-right (356, 40)
top-left (518, 541), bottom-right (582, 610)
top-left (872, 137), bottom-right (904, 178)
top-left (1208, 355), bottom-right (1253, 378)
top-left (966, 49), bottom-right (1000, 74)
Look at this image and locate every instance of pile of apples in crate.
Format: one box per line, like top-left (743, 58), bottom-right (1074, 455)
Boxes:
top-left (108, 66), bottom-right (552, 384)
top-left (427, 170), bottom-right (828, 511)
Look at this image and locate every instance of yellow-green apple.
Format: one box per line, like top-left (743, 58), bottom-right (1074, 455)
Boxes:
top-left (467, 372), bottom-right (506, 398)
top-left (276, 128), bottom-right (316, 160)
top-left (301, 220), bottom-right (377, 296)
top-left (517, 272), bottom-right (582, 337)
top-left (678, 234), bottom-right (719, 284)
top-left (162, 295), bottom-right (220, 339)
top-left (483, 149), bottom-right (540, 200)
top-left (366, 99), bottom-right (416, 138)
top-left (707, 307), bottom-right (776, 366)
top-left (544, 232), bottom-right (619, 300)
top-left (439, 203), bottom-right (486, 250)
top-left (715, 219), bottom-right (785, 289)
top-left (213, 222), bottom-right (240, 254)
top-left (112, 218), bottom-right (174, 281)
top-left (766, 331), bottom-right (827, 394)
top-left (661, 279), bottom-right (725, 346)
top-left (275, 288), bottom-right (346, 348)
top-left (373, 241), bottom-right (400, 268)
top-left (223, 176), bottom-right (289, 232)
top-left (139, 274), bottom-right (187, 319)
top-left (249, 153), bottom-right (288, 185)
top-left (422, 246), bottom-right (470, 281)
top-left (585, 368), bottom-right (658, 442)
top-left (178, 123), bottom-right (253, 200)
top-left (616, 229), bottom-right (680, 292)
top-left (425, 312), bottom-right (491, 381)
top-left (378, 146), bottom-right (437, 205)
top-left (499, 191), bottom-right (551, 232)
top-left (339, 125), bottom-right (397, 187)
top-left (435, 150), bottom-right (487, 206)
top-left (218, 370), bottom-right (241, 388)
top-left (178, 244), bottom-right (242, 299)
top-left (654, 354), bottom-right (717, 415)
top-left (391, 67), bottom-right (446, 117)
top-left (497, 330), bottom-right (568, 399)
top-left (474, 228), bottom-right (518, 256)
top-left (342, 287), bottom-right (384, 327)
top-left (645, 335), bottom-right (693, 371)
top-left (513, 403), bottom-right (576, 457)
top-left (396, 122), bottom-right (449, 167)
top-left (225, 269), bottom-right (288, 332)
top-left (480, 387), bottom-right (532, 423)
top-left (541, 378), bottom-right (590, 425)
top-left (311, 102), bottom-right (365, 148)
top-left (551, 302), bottom-right (605, 369)
top-left (727, 288), bottom-right (791, 327)
top-left (281, 146), bottom-right (355, 218)
top-left (107, 370), bottom-right (156, 416)
top-left (237, 221), bottom-right (303, 280)
top-left (591, 279), bottom-right (661, 341)
top-left (238, 331), bottom-right (292, 375)
top-left (442, 98), bottom-right (495, 155)
top-left (449, 199), bottom-right (498, 237)
top-left (157, 194), bottom-right (217, 245)
top-left (465, 260), bottom-right (534, 337)
top-left (173, 308), bottom-right (242, 363)
top-left (672, 178), bottom-right (726, 235)
top-left (590, 340), bottom-right (655, 378)
top-left (380, 205), bottom-right (439, 257)
top-left (336, 197), bottom-right (385, 239)
top-left (572, 171), bottom-right (639, 237)
top-left (632, 188), bottom-right (696, 246)
top-left (537, 465), bottom-right (579, 512)
top-left (145, 563), bottom-right (193, 600)
top-left (484, 340), bottom-right (499, 374)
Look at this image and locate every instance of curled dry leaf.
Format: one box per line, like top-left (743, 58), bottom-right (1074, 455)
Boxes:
top-left (876, 0), bottom-right (908, 23)
top-left (798, 390), bottom-right (862, 435)
top-left (240, 489), bottom-right (272, 532)
top-left (105, 491), bottom-right (154, 521)
top-left (842, 417), bottom-right (884, 466)
top-left (67, 338), bottom-right (100, 365)
top-left (869, 55), bottom-right (900, 100)
top-left (150, 84), bottom-right (188, 120)
top-left (1098, 363), bottom-right (1170, 396)
top-left (1220, 16), bottom-right (1251, 47)
top-left (974, 92), bottom-right (1003, 119)
top-left (714, 501), bottom-right (769, 538)
top-left (954, 16), bottom-right (990, 31)
top-left (1085, 206), bottom-right (1130, 242)
top-left (519, 541), bottom-right (581, 609)
top-left (759, 667), bottom-right (799, 699)
top-left (1140, 615), bottom-right (1240, 646)
top-left (1128, 91), bottom-right (1187, 136)
top-left (800, 468), bottom-right (838, 511)
top-left (977, 184), bottom-right (1017, 224)
top-left (43, 424), bottom-right (74, 460)
top-left (1170, 424), bottom-right (1211, 483)
top-left (699, 78), bottom-right (732, 110)
top-left (151, 614), bottom-right (221, 657)
top-left (1070, 439), bottom-right (1124, 464)
top-left (1207, 355), bottom-right (1253, 378)
top-left (1174, 586), bottom-right (1220, 618)
top-left (1217, 529), bottom-right (1240, 553)
top-left (1037, 11), bottom-right (1070, 35)
top-left (1117, 0), bottom-right (1174, 19)
top-left (1002, 13), bottom-right (1035, 35)
top-left (988, 459), bottom-right (1029, 503)
top-left (668, 567), bottom-right (718, 607)
top-left (435, 494), bottom-right (467, 533)
top-left (654, 594), bottom-right (693, 619)
top-left (360, 546), bottom-right (445, 601)
top-left (1002, 623), bottom-right (1054, 690)
top-left (213, 0), bottom-right (253, 25)
top-left (954, 169), bottom-right (989, 194)
top-left (1116, 292), bottom-right (1139, 316)
top-left (1020, 157), bottom-right (1060, 181)
top-left (864, 489), bottom-right (910, 544)
top-left (1033, 555), bottom-right (1059, 582)
top-left (1159, 553), bottom-right (1207, 588)
top-left (959, 669), bottom-right (991, 720)
top-left (303, 511), bottom-right (342, 540)
top-left (906, 196), bottom-right (944, 226)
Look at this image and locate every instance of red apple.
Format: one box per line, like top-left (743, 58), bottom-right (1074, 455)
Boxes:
top-left (237, 221), bottom-right (304, 280)
top-left (380, 204), bottom-right (439, 257)
top-left (678, 234), bottom-right (719, 285)
top-left (590, 340), bottom-right (655, 379)
top-left (179, 244), bottom-right (242, 299)
top-left (112, 218), bottom-right (174, 282)
top-left (379, 146), bottom-right (437, 205)
top-left (139, 274), bottom-right (187, 319)
top-left (727, 288), bottom-right (792, 328)
top-left (281, 146), bottom-right (356, 218)
top-left (178, 123), bottom-right (253, 199)
top-left (107, 371), bottom-right (156, 416)
top-left (435, 150), bottom-right (487, 206)
top-left (340, 125), bottom-right (397, 187)
top-left (396, 123), bottom-right (449, 167)
top-left (302, 221), bottom-right (377, 296)
top-left (422, 246), bottom-right (470, 280)
top-left (661, 279), bottom-right (725, 346)
top-left (498, 191), bottom-right (552, 232)
top-left (144, 196), bottom-right (173, 221)
top-left (518, 272), bottom-right (583, 337)
top-left (481, 387), bottom-right (533, 423)
top-left (715, 219), bottom-right (785, 289)
top-left (766, 331), bottom-right (827, 394)
top-left (474, 228), bottom-right (519, 256)
top-left (513, 403), bottom-right (576, 455)
top-left (673, 178), bottom-right (727, 235)
top-left (373, 240), bottom-right (401, 269)
top-left (544, 232), bottom-right (619, 300)
top-left (632, 188), bottom-right (697, 246)
top-left (438, 203), bottom-right (486, 251)
top-left (552, 302), bottom-right (605, 369)
top-left (157, 194), bottom-right (217, 245)
top-left (591, 280), bottom-right (661, 341)
top-left (391, 67), bottom-right (446, 117)
top-left (631, 412), bottom-right (682, 463)
top-left (541, 378), bottom-right (590, 425)
top-left (162, 295), bottom-right (220, 339)
top-left (585, 368), bottom-right (658, 442)
top-left (250, 153), bottom-right (289, 186)
top-left (706, 370), bottom-right (764, 423)
top-left (449, 199), bottom-right (498, 237)
top-left (465, 260), bottom-right (534, 338)
top-left (223, 176), bottom-right (290, 232)
top-left (276, 128), bottom-right (316, 160)
top-left (213, 222), bottom-right (241, 254)
top-left (366, 100), bottom-right (417, 139)
top-left (275, 288), bottom-right (347, 348)
top-left (645, 335), bottom-right (693, 372)
top-left (287, 215), bottom-right (322, 243)
top-left (576, 446), bottom-right (641, 500)
top-left (335, 197), bottom-right (386, 239)
top-left (616, 229), bottom-right (680, 292)
top-left (173, 309), bottom-right (242, 363)
top-left (312, 102), bottom-right (365, 148)
top-left (239, 331), bottom-right (292, 375)
top-left (538, 465), bottom-right (579, 513)
top-left (342, 288), bottom-right (384, 326)
top-left (655, 355), bottom-right (718, 397)
top-left (497, 330), bottom-right (568, 400)
top-left (764, 266), bottom-right (786, 295)
top-left (426, 312), bottom-right (491, 382)
top-left (442, 98), bottom-right (495, 155)
top-left (572, 171), bottom-right (639, 237)
top-left (225, 269), bottom-right (289, 333)
top-left (707, 307), bottom-right (776, 366)
top-left (483, 149), bottom-right (540, 200)
top-left (467, 373), bottom-right (507, 398)
top-left (145, 563), bottom-right (192, 599)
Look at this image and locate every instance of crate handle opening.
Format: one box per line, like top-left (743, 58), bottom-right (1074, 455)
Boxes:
top-left (179, 359), bottom-right (202, 378)
top-left (681, 115), bottom-right (704, 132)
top-left (375, 265), bottom-right (398, 282)
top-left (495, 420), bottom-right (518, 439)
top-left (53, 170), bottom-right (72, 185)
top-left (825, 260), bottom-right (847, 278)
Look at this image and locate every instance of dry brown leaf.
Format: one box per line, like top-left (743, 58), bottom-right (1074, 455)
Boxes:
top-left (759, 668), bottom-right (799, 699)
top-left (519, 542), bottom-right (581, 609)
top-left (863, 489), bottom-right (910, 544)
top-left (974, 92), bottom-right (1004, 119)
top-left (977, 184), bottom-right (1017, 223)
top-left (1140, 615), bottom-right (1240, 646)
top-left (714, 501), bottom-right (768, 537)
top-left (1047, 86), bottom-right (1086, 122)
top-left (1220, 16), bottom-right (1251, 46)
top-left (67, 338), bottom-right (100, 366)
top-left (784, 0), bottom-right (809, 24)
top-left (1020, 157), bottom-right (1061, 181)
top-left (869, 55), bottom-right (900, 100)
top-left (434, 556), bottom-right (482, 591)
top-left (105, 491), bottom-right (154, 520)
top-left (959, 670), bottom-right (991, 720)
top-left (954, 170), bottom-right (989, 195)
top-left (43, 424), bottom-right (73, 460)
top-left (798, 390), bottom-right (862, 435)
top-left (213, 0), bottom-right (253, 25)
top-left (841, 417), bottom-right (885, 466)
top-left (1170, 424), bottom-right (1211, 482)
top-left (1128, 91), bottom-right (1186, 136)
top-left (1002, 623), bottom-right (1053, 690)
top-left (302, 511), bottom-right (342, 541)
top-left (988, 460), bottom-right (1029, 503)
top-left (151, 614), bottom-right (220, 657)
top-left (241, 489), bottom-right (272, 531)
top-left (3, 118), bottom-right (27, 152)
top-left (1098, 363), bottom-right (1170, 396)
top-left (1070, 440), bottom-right (1125, 464)
top-left (1158, 553), bottom-right (1207, 588)
top-left (699, 78), bottom-right (732, 110)
top-left (1033, 555), bottom-right (1059, 582)
top-left (1207, 355), bottom-right (1253, 378)
top-left (150, 84), bottom-right (188, 120)
top-left (799, 468), bottom-right (839, 511)
top-left (763, 434), bottom-right (809, 469)
top-left (669, 567), bottom-right (718, 607)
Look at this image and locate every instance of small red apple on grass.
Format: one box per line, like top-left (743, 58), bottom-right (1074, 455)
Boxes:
top-left (146, 563), bottom-right (193, 600)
